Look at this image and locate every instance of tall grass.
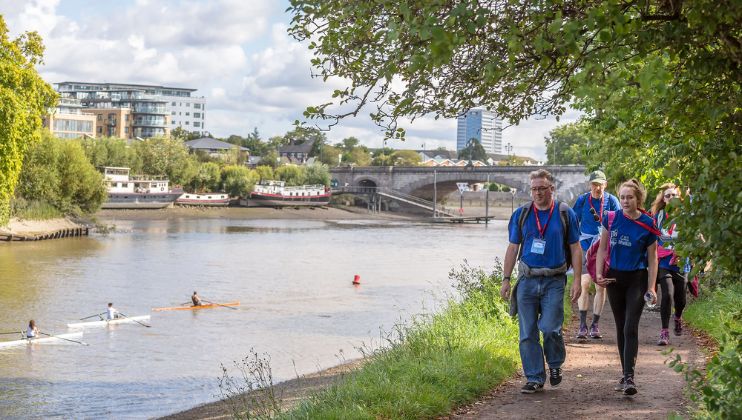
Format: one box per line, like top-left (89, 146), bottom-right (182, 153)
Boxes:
top-left (684, 283), bottom-right (742, 343)
top-left (10, 198), bottom-right (63, 220)
top-left (281, 261), bottom-right (520, 419)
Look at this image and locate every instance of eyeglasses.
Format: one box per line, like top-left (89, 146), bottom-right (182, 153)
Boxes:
top-left (530, 186), bottom-right (552, 193)
top-left (664, 193), bottom-right (678, 199)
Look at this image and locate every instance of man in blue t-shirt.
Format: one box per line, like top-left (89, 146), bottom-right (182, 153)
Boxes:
top-left (500, 169), bottom-right (582, 394)
top-left (572, 170), bottom-right (621, 340)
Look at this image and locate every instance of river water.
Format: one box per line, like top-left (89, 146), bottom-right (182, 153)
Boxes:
top-left (0, 216), bottom-right (509, 418)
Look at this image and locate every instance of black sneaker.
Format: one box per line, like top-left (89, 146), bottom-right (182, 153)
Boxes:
top-left (549, 368), bottom-right (562, 387)
top-left (623, 377), bottom-right (637, 395)
top-left (520, 382), bottom-right (544, 394)
top-left (614, 377), bottom-right (626, 391)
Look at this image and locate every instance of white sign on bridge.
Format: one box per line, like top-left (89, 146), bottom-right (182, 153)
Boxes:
top-left (456, 182), bottom-right (469, 193)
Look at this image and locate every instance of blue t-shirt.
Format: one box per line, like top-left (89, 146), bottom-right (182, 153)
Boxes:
top-left (654, 210), bottom-right (679, 272)
top-left (508, 201), bottom-right (580, 269)
top-left (573, 192), bottom-right (621, 251)
top-left (603, 210), bottom-right (658, 271)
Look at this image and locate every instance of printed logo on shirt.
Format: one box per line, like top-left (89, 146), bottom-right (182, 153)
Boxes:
top-left (618, 235), bottom-right (632, 247)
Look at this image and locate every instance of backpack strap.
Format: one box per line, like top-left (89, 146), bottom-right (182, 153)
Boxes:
top-left (516, 201), bottom-right (532, 261)
top-left (558, 201), bottom-right (572, 270)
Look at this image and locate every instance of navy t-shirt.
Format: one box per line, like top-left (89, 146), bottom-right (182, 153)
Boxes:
top-left (508, 202), bottom-right (580, 269)
top-left (573, 192), bottom-right (621, 251)
top-left (603, 210), bottom-right (658, 271)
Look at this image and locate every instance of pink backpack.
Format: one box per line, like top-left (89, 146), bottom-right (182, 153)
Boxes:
top-left (586, 211), bottom-right (616, 280)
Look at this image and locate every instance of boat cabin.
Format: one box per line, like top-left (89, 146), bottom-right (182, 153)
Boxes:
top-left (101, 166), bottom-right (171, 194)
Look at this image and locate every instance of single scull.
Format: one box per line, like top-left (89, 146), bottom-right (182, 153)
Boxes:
top-left (152, 301), bottom-right (240, 312)
top-left (0, 332), bottom-right (84, 349)
top-left (67, 315), bottom-right (151, 329)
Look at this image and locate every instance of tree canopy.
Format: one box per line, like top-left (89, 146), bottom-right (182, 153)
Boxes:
top-left (289, 0), bottom-right (741, 281)
top-left (0, 17), bottom-right (58, 225)
top-left (458, 138), bottom-right (488, 162)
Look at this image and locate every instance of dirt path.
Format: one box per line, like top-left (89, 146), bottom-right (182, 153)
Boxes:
top-left (451, 297), bottom-right (705, 419)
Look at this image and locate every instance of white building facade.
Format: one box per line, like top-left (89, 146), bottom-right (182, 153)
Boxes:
top-left (456, 108), bottom-right (503, 154)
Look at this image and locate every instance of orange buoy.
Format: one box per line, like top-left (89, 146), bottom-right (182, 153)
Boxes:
top-left (352, 274), bottom-right (361, 285)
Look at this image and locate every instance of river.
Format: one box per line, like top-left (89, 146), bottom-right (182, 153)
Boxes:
top-left (0, 216), bottom-right (509, 418)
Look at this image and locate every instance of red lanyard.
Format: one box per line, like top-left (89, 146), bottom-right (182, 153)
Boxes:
top-left (626, 211), bottom-right (661, 236)
top-left (532, 201), bottom-right (555, 238)
top-left (589, 194), bottom-right (604, 223)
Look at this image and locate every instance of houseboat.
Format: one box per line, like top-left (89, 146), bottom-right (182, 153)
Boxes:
top-left (246, 180), bottom-right (331, 207)
top-left (176, 192), bottom-right (231, 207)
top-left (101, 167), bottom-right (182, 209)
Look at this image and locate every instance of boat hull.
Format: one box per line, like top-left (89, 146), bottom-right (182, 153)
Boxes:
top-left (0, 332), bottom-right (84, 349)
top-left (152, 301), bottom-right (240, 312)
top-left (246, 194), bottom-right (331, 207)
top-left (176, 193), bottom-right (230, 207)
top-left (102, 192), bottom-right (182, 209)
top-left (67, 315), bottom-right (150, 329)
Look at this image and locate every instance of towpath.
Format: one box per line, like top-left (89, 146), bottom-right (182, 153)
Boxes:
top-left (451, 296), bottom-right (705, 419)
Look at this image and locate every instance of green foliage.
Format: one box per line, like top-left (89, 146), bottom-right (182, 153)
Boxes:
top-left (303, 163), bottom-right (331, 186)
top-left (261, 149), bottom-right (280, 169)
top-left (458, 139), bottom-right (488, 162)
top-left (10, 198), bottom-right (62, 220)
top-left (671, 284), bottom-right (742, 419)
top-left (544, 121), bottom-right (595, 165)
top-left (0, 16), bottom-right (58, 225)
top-left (170, 127), bottom-right (203, 141)
top-left (371, 148), bottom-right (421, 166)
top-left (274, 165), bottom-right (306, 186)
top-left (133, 136), bottom-right (199, 186)
top-left (79, 137), bottom-right (141, 170)
top-left (282, 261), bottom-right (520, 419)
top-left (254, 165), bottom-right (274, 182)
top-left (191, 162), bottom-right (222, 193)
top-left (222, 166), bottom-right (259, 198)
top-left (317, 144), bottom-right (342, 166)
top-left (487, 183), bottom-right (500, 192)
top-left (15, 133), bottom-right (106, 216)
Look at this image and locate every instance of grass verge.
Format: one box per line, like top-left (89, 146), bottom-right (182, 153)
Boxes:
top-left (684, 283), bottom-right (741, 343)
top-left (10, 198), bottom-right (63, 220)
top-left (280, 261), bottom-right (520, 419)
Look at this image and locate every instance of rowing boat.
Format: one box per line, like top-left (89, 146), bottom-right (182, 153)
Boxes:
top-left (152, 301), bottom-right (240, 312)
top-left (67, 315), bottom-right (150, 329)
top-left (0, 332), bottom-right (84, 349)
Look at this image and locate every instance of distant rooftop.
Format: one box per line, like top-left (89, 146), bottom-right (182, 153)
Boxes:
top-left (185, 137), bottom-right (248, 151)
top-left (56, 81), bottom-right (197, 93)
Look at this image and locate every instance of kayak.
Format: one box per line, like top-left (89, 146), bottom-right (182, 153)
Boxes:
top-left (0, 332), bottom-right (84, 349)
top-left (67, 315), bottom-right (151, 329)
top-left (152, 301), bottom-right (240, 312)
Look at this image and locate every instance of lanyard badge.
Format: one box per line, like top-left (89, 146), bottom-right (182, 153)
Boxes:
top-left (530, 201), bottom-right (555, 255)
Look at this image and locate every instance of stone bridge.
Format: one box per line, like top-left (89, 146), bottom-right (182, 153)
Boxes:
top-left (330, 166), bottom-right (589, 203)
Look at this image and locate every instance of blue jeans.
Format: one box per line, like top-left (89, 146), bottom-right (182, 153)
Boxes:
top-left (516, 274), bottom-right (566, 383)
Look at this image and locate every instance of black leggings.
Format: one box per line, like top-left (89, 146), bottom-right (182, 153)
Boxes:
top-left (606, 268), bottom-right (647, 378)
top-left (658, 269), bottom-right (686, 328)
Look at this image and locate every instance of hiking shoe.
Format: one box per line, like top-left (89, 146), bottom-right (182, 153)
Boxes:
top-left (658, 328), bottom-right (670, 346)
top-left (674, 316), bottom-right (683, 336)
top-left (520, 382), bottom-right (544, 394)
top-left (549, 368), bottom-right (562, 387)
top-left (589, 323), bottom-right (602, 339)
top-left (623, 377), bottom-right (637, 395)
top-left (576, 325), bottom-right (588, 339)
top-left (614, 377), bottom-right (626, 391)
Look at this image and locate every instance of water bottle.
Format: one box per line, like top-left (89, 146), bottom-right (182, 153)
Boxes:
top-left (644, 291), bottom-right (657, 309)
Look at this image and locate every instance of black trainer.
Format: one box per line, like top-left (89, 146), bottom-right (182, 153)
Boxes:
top-left (520, 382), bottom-right (544, 394)
top-left (614, 377), bottom-right (626, 391)
top-left (623, 377), bottom-right (637, 395)
top-left (549, 368), bottom-right (562, 387)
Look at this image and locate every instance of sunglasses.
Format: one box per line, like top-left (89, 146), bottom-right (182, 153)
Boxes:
top-left (589, 207), bottom-right (600, 222)
top-left (664, 193), bottom-right (678, 199)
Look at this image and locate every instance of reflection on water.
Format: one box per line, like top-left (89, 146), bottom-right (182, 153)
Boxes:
top-left (0, 217), bottom-right (509, 418)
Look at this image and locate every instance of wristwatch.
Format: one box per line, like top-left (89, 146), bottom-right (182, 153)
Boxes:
top-left (503, 276), bottom-right (511, 282)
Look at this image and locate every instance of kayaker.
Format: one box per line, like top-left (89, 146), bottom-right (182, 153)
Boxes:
top-left (106, 303), bottom-right (119, 320)
top-left (25, 320), bottom-right (39, 339)
top-left (192, 291), bottom-right (203, 307)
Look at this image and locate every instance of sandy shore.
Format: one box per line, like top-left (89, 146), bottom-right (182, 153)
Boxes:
top-left (0, 217), bottom-right (88, 237)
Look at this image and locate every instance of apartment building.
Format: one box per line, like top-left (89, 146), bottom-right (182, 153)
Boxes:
top-left (55, 82), bottom-right (206, 138)
top-left (456, 108), bottom-right (503, 154)
top-left (43, 97), bottom-right (97, 139)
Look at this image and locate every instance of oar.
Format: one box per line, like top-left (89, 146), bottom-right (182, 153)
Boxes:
top-left (117, 312), bottom-right (151, 328)
top-left (39, 331), bottom-right (89, 346)
top-left (79, 312), bottom-right (106, 321)
top-left (202, 299), bottom-right (238, 310)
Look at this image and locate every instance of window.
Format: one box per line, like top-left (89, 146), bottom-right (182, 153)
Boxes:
top-left (194, 122), bottom-right (200, 127)
top-left (194, 113), bottom-right (200, 118)
top-left (194, 104), bottom-right (201, 109)
top-left (97, 115), bottom-right (102, 121)
top-left (185, 121), bottom-right (189, 125)
top-left (98, 127), bottom-right (102, 134)
top-left (171, 102), bottom-right (176, 106)
top-left (125, 127), bottom-right (129, 134)
top-left (171, 111), bottom-right (176, 115)
top-left (125, 114), bottom-right (129, 121)
top-left (186, 103), bottom-right (190, 107)
top-left (185, 112), bottom-right (190, 116)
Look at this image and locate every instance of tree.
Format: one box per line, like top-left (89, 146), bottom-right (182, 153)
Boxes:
top-left (288, 1), bottom-right (742, 282)
top-left (318, 144), bottom-right (342, 166)
top-left (458, 139), bottom-right (488, 162)
top-left (0, 17), bottom-right (58, 224)
top-left (221, 166), bottom-right (259, 198)
top-left (371, 147), bottom-right (396, 166)
top-left (134, 137), bottom-right (198, 186)
top-left (79, 137), bottom-right (140, 169)
top-left (345, 147), bottom-right (372, 166)
top-left (191, 162), bottom-right (222, 192)
top-left (275, 165), bottom-right (306, 186)
top-left (392, 150), bottom-right (421, 166)
top-left (171, 127), bottom-right (203, 141)
top-left (304, 163), bottom-right (331, 186)
top-left (254, 165), bottom-right (274, 182)
top-left (283, 126), bottom-right (327, 156)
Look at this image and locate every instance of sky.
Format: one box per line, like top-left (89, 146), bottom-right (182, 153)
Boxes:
top-left (1, 0), bottom-right (580, 159)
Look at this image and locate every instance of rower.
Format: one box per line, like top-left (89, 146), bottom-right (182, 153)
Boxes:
top-left (106, 302), bottom-right (120, 320)
top-left (25, 320), bottom-right (39, 339)
top-left (191, 291), bottom-right (202, 307)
